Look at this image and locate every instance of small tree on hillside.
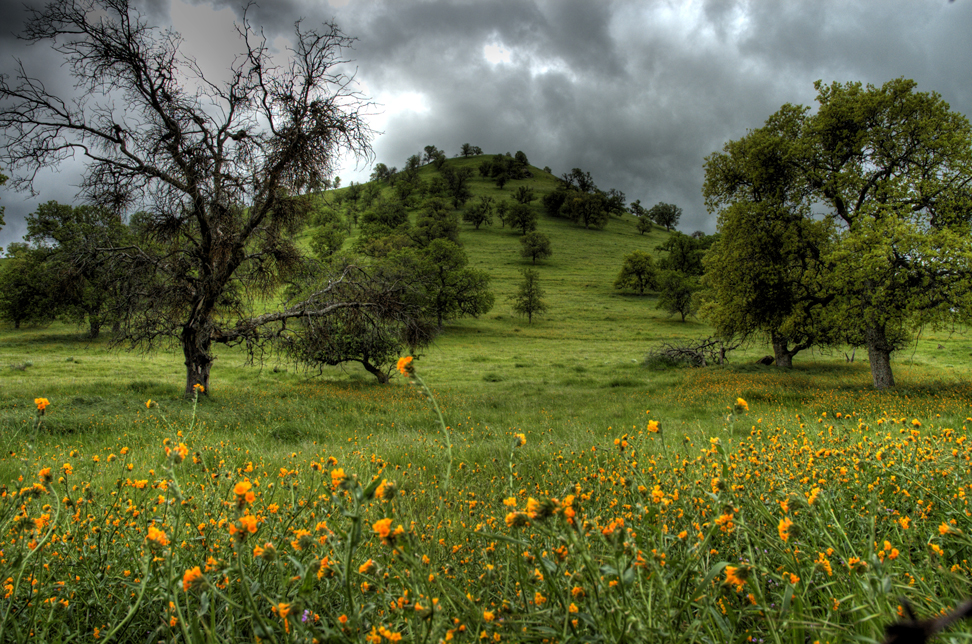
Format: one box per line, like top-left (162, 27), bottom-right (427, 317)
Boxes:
top-left (510, 269), bottom-right (548, 323)
top-left (495, 200), bottom-right (510, 228)
top-left (520, 231), bottom-right (552, 264)
top-left (636, 217), bottom-right (653, 235)
top-left (513, 186), bottom-right (535, 205)
top-left (462, 196), bottom-right (494, 230)
top-left (441, 165), bottom-right (474, 209)
top-left (649, 202), bottom-right (682, 231)
top-left (614, 250), bottom-right (658, 295)
top-left (507, 203), bottom-right (538, 235)
top-left (412, 199), bottom-right (460, 247)
top-left (657, 270), bottom-right (698, 322)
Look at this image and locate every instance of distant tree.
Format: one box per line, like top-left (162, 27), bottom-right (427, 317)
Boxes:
top-left (441, 165), bottom-right (474, 209)
top-left (636, 217), bottom-right (653, 235)
top-left (507, 202), bottom-right (539, 235)
top-left (495, 200), bottom-right (510, 228)
top-left (370, 163), bottom-right (391, 183)
top-left (514, 150), bottom-right (529, 167)
top-left (423, 145), bottom-right (442, 165)
top-left (560, 191), bottom-right (610, 229)
top-left (560, 168), bottom-right (597, 193)
top-left (509, 268), bottom-right (548, 323)
top-left (513, 186), bottom-right (535, 205)
top-left (360, 182), bottom-right (382, 208)
top-left (345, 181), bottom-right (364, 208)
top-left (629, 199), bottom-right (647, 218)
top-left (412, 198), bottom-right (460, 247)
top-left (333, 177), bottom-right (342, 190)
top-left (310, 225), bottom-right (346, 259)
top-left (478, 160), bottom-right (493, 178)
top-left (542, 166), bottom-right (552, 174)
top-left (460, 143), bottom-right (483, 157)
top-left (494, 173), bottom-right (509, 190)
top-left (359, 199), bottom-right (410, 241)
top-left (25, 201), bottom-right (131, 338)
top-left (405, 239), bottom-right (494, 327)
top-left (432, 151), bottom-right (448, 169)
top-left (649, 202), bottom-right (682, 231)
top-left (402, 154), bottom-right (422, 182)
top-left (604, 188), bottom-right (627, 216)
top-left (656, 231), bottom-right (710, 276)
top-left (656, 270), bottom-right (698, 322)
top-left (0, 243), bottom-right (58, 328)
top-left (542, 189), bottom-right (569, 218)
top-left (426, 176), bottom-right (449, 198)
top-left (520, 231), bottom-right (552, 264)
top-left (613, 250), bottom-right (658, 295)
top-left (462, 196), bottom-right (493, 230)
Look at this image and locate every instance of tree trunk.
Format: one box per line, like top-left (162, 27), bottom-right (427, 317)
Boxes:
top-left (360, 358), bottom-right (390, 384)
top-left (182, 324), bottom-right (213, 397)
top-left (866, 325), bottom-right (895, 389)
top-left (88, 314), bottom-right (101, 339)
top-left (771, 333), bottom-right (794, 368)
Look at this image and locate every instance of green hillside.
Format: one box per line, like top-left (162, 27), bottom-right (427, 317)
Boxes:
top-left (312, 155), bottom-right (701, 388)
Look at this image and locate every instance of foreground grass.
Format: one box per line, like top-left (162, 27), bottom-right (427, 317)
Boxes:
top-left (3, 335), bottom-right (972, 641)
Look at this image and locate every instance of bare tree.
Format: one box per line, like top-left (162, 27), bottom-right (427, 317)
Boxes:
top-left (0, 0), bottom-right (379, 396)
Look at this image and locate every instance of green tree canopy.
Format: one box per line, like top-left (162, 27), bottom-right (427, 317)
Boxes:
top-left (613, 250), bottom-right (658, 295)
top-left (509, 268), bottom-right (547, 323)
top-left (25, 201), bottom-right (131, 338)
top-left (647, 202), bottom-right (681, 231)
top-left (805, 78), bottom-right (972, 388)
top-left (520, 231), bottom-right (552, 264)
top-left (393, 239), bottom-right (494, 327)
top-left (701, 79), bottom-right (972, 385)
top-left (656, 270), bottom-right (698, 322)
top-left (506, 202), bottom-right (539, 235)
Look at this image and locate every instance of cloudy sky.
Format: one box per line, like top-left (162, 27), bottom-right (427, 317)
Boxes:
top-left (1, 0), bottom-right (971, 250)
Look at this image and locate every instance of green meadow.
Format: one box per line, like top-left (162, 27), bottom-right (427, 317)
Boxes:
top-left (2, 158), bottom-right (972, 642)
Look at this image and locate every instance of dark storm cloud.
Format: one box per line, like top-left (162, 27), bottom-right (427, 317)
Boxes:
top-left (2, 0), bottom-right (971, 251)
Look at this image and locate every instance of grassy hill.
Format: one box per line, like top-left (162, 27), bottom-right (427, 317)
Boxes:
top-left (316, 156), bottom-right (699, 386)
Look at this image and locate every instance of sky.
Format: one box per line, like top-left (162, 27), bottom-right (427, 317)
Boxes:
top-left (1, 0), bottom-right (971, 250)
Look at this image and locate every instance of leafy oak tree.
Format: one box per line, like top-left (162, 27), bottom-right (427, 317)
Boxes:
top-left (509, 268), bottom-right (547, 323)
top-left (520, 231), bottom-right (552, 264)
top-left (656, 270), bottom-right (698, 322)
top-left (396, 239), bottom-right (493, 327)
top-left (0, 243), bottom-right (58, 328)
top-left (0, 0), bottom-right (387, 396)
top-left (506, 202), bottom-right (538, 235)
top-left (613, 250), bottom-right (658, 295)
top-left (462, 196), bottom-right (493, 230)
top-left (25, 201), bottom-right (131, 338)
top-left (702, 80), bottom-right (972, 385)
top-left (806, 78), bottom-right (972, 388)
top-left (701, 103), bottom-right (837, 367)
top-left (648, 203), bottom-right (681, 231)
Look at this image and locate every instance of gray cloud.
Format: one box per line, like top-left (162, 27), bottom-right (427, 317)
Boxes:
top-left (2, 0), bottom-right (971, 250)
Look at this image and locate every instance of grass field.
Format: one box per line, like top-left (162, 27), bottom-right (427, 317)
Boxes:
top-left (2, 159), bottom-right (972, 642)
